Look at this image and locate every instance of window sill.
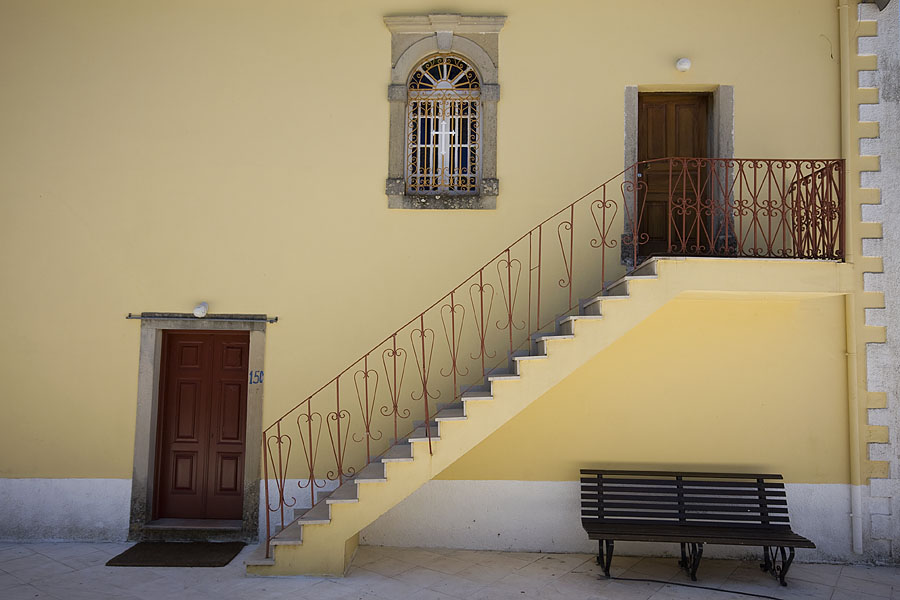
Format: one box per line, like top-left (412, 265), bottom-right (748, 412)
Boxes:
top-left (386, 178), bottom-right (498, 210)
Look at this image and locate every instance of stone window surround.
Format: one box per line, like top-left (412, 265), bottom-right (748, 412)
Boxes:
top-left (385, 14), bottom-right (506, 209)
top-left (127, 314), bottom-right (267, 542)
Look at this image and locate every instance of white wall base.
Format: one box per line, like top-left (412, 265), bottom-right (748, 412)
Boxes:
top-left (0, 475), bottom-right (858, 559)
top-left (360, 480), bottom-right (858, 562)
top-left (0, 478), bottom-right (131, 541)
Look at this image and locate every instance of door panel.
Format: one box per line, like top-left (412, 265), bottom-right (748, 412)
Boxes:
top-left (638, 94), bottom-right (709, 256)
top-left (206, 337), bottom-right (248, 518)
top-left (156, 331), bottom-right (249, 520)
top-left (174, 380), bottom-right (201, 441)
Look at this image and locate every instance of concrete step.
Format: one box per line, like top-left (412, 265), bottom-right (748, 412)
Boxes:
top-left (407, 426), bottom-right (440, 442)
top-left (486, 370), bottom-right (520, 382)
top-left (325, 482), bottom-right (359, 504)
top-left (244, 541), bottom-right (276, 567)
top-left (413, 418), bottom-right (439, 430)
top-left (435, 406), bottom-right (466, 421)
top-left (581, 294), bottom-right (628, 316)
top-left (530, 331), bottom-right (575, 355)
top-left (355, 462), bottom-right (387, 483)
top-left (271, 521), bottom-right (302, 545)
top-left (509, 350), bottom-right (548, 370)
top-left (297, 502), bottom-right (331, 524)
top-left (380, 443), bottom-right (413, 462)
top-left (632, 258), bottom-right (659, 277)
top-left (461, 389), bottom-right (493, 402)
top-left (556, 314), bottom-right (604, 335)
top-left (605, 274), bottom-right (656, 297)
top-left (459, 383), bottom-right (491, 396)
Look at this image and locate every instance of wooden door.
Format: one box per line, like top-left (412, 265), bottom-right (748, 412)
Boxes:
top-left (638, 93), bottom-right (709, 256)
top-left (155, 331), bottom-right (249, 520)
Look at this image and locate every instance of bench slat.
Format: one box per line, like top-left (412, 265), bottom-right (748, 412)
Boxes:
top-left (582, 523), bottom-right (815, 548)
top-left (581, 477), bottom-right (785, 489)
top-left (582, 511), bottom-right (791, 523)
top-left (581, 492), bottom-right (788, 505)
top-left (581, 504), bottom-right (788, 520)
top-left (583, 501), bottom-right (789, 512)
top-left (580, 469), bottom-right (783, 480)
top-left (581, 485), bottom-right (787, 497)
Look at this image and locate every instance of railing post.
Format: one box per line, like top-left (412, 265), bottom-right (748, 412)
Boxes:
top-left (633, 164), bottom-right (641, 266)
top-left (363, 355), bottom-right (370, 463)
top-left (527, 232), bottom-right (533, 335)
top-left (724, 160), bottom-right (732, 255)
top-left (568, 204), bottom-right (575, 311)
top-left (507, 248), bottom-right (514, 356)
top-left (307, 401), bottom-right (314, 507)
top-left (420, 314), bottom-right (433, 455)
top-left (391, 334), bottom-right (399, 442)
top-left (839, 159), bottom-right (846, 260)
top-left (479, 270), bottom-right (486, 377)
top-left (667, 159), bottom-right (674, 254)
top-left (536, 226), bottom-right (543, 329)
top-left (450, 290), bottom-right (458, 402)
top-left (276, 420), bottom-right (284, 530)
top-left (335, 379), bottom-right (343, 485)
top-left (263, 431), bottom-right (270, 558)
top-left (694, 159), bottom-right (702, 254)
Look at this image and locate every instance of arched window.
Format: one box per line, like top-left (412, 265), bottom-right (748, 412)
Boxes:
top-left (384, 14), bottom-right (505, 209)
top-left (406, 55), bottom-right (480, 195)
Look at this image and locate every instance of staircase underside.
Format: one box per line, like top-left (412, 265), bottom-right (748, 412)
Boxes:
top-left (247, 257), bottom-right (853, 576)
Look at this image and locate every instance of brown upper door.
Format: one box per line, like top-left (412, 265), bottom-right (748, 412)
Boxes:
top-left (155, 331), bottom-right (249, 520)
top-left (638, 93), bottom-right (709, 256)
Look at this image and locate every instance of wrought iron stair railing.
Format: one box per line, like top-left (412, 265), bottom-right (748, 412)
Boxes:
top-left (261, 157), bottom-right (844, 554)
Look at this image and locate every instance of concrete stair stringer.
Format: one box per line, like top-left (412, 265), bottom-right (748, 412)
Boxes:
top-left (246, 257), bottom-right (853, 577)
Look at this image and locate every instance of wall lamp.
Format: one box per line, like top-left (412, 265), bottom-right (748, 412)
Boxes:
top-left (675, 57), bottom-right (692, 72)
top-left (193, 302), bottom-right (209, 318)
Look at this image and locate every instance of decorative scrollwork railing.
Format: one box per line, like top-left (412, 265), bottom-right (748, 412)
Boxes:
top-left (262, 158), bottom-right (844, 555)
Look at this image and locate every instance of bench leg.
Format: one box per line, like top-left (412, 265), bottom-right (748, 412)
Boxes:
top-left (596, 540), bottom-right (614, 578)
top-left (678, 542), bottom-right (703, 581)
top-left (761, 546), bottom-right (795, 586)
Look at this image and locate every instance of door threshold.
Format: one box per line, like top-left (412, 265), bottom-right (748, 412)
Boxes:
top-left (145, 518), bottom-right (243, 531)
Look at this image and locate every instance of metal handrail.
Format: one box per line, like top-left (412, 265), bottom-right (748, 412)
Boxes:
top-left (261, 157), bottom-right (844, 555)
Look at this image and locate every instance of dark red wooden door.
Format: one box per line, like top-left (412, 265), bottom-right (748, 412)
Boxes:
top-left (638, 93), bottom-right (709, 255)
top-left (155, 331), bottom-right (249, 520)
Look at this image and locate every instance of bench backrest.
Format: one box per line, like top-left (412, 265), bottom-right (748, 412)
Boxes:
top-left (580, 470), bottom-right (791, 529)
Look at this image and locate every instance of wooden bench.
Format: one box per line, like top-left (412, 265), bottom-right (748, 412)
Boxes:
top-left (580, 469), bottom-right (815, 586)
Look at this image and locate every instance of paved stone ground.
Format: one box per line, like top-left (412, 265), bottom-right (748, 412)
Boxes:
top-left (0, 541), bottom-right (898, 599)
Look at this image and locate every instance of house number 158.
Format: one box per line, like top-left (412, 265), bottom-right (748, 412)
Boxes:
top-left (249, 370), bottom-right (264, 385)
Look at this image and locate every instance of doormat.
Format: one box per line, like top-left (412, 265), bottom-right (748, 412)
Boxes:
top-left (106, 541), bottom-right (246, 567)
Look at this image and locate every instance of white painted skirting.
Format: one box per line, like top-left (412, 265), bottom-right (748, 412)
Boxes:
top-left (0, 476), bottom-right (858, 560)
top-left (0, 478), bottom-right (131, 541)
top-left (360, 480), bottom-right (858, 562)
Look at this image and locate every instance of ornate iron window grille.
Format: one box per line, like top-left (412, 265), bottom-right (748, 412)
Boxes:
top-left (406, 55), bottom-right (481, 196)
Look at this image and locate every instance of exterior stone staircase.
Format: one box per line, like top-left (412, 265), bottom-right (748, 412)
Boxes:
top-left (246, 256), bottom-right (850, 576)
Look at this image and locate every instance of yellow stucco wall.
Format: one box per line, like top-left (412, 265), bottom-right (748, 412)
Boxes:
top-left (437, 294), bottom-right (851, 484)
top-left (0, 0), bottom-right (844, 478)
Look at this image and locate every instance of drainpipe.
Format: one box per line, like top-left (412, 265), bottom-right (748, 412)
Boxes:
top-left (838, 0), bottom-right (864, 555)
top-left (846, 295), bottom-right (865, 555)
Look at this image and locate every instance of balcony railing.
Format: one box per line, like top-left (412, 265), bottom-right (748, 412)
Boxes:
top-left (657, 158), bottom-right (844, 260)
top-left (261, 157), bottom-right (844, 553)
